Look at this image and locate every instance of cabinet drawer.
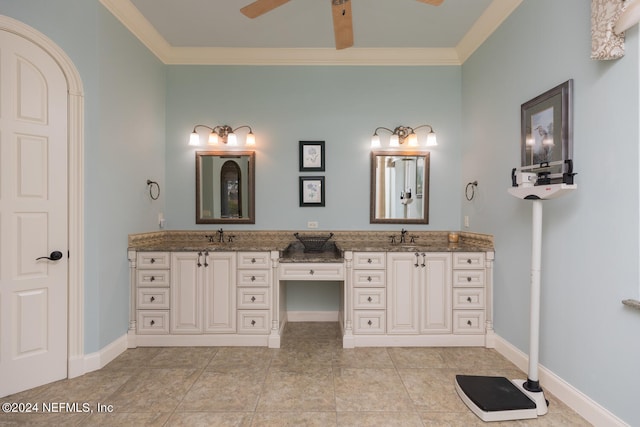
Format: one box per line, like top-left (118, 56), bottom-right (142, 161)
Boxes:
top-left (353, 288), bottom-right (386, 309)
top-left (237, 310), bottom-right (270, 334)
top-left (452, 288), bottom-right (485, 310)
top-left (452, 270), bottom-right (485, 287)
top-left (453, 310), bottom-right (485, 334)
top-left (137, 269), bottom-right (170, 287)
top-left (137, 252), bottom-right (170, 269)
top-left (237, 288), bottom-right (270, 309)
top-left (237, 252), bottom-right (271, 269)
top-left (137, 288), bottom-right (170, 309)
top-left (137, 310), bottom-right (169, 334)
top-left (353, 270), bottom-right (385, 288)
top-left (237, 269), bottom-right (270, 287)
top-left (452, 252), bottom-right (485, 269)
top-left (353, 310), bottom-right (386, 334)
top-left (279, 263), bottom-right (344, 280)
top-left (353, 252), bottom-right (386, 269)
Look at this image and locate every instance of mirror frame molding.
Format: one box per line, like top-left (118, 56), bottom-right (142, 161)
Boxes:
top-left (196, 151), bottom-right (256, 224)
top-left (370, 150), bottom-right (430, 225)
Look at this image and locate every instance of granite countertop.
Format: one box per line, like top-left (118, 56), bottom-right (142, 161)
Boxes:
top-left (128, 230), bottom-right (494, 262)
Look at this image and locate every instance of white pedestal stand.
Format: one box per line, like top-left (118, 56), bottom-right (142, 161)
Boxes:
top-left (455, 183), bottom-right (576, 422)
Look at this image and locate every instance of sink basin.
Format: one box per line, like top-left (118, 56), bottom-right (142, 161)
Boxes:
top-left (386, 242), bottom-right (456, 252)
top-left (281, 241), bottom-right (343, 262)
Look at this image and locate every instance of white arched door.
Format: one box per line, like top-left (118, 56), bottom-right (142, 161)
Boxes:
top-left (0, 29), bottom-right (69, 397)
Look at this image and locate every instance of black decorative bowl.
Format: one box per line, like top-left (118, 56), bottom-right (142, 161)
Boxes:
top-left (293, 232), bottom-right (334, 253)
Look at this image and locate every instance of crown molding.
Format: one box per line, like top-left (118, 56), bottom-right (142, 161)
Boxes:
top-left (456, 0), bottom-right (523, 63)
top-left (100, 0), bottom-right (521, 66)
top-left (99, 0), bottom-right (172, 62)
top-left (164, 47), bottom-right (461, 66)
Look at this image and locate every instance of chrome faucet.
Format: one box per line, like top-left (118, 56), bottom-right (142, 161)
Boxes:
top-left (217, 228), bottom-right (224, 243)
top-left (400, 228), bottom-right (408, 244)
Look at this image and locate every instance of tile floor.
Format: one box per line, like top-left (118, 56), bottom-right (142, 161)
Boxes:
top-left (1, 322), bottom-right (590, 426)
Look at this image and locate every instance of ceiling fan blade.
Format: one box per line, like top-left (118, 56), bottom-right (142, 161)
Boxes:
top-left (332, 0), bottom-right (354, 50)
top-left (416, 0), bottom-right (444, 5)
top-left (241, 0), bottom-right (291, 18)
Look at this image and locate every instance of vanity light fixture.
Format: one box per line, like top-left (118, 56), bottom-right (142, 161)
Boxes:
top-left (189, 124), bottom-right (255, 147)
top-left (371, 125), bottom-right (437, 148)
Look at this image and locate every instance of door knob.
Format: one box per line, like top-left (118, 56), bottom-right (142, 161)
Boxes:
top-left (36, 251), bottom-right (63, 261)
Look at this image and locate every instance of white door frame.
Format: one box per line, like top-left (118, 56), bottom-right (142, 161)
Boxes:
top-left (0, 15), bottom-right (85, 378)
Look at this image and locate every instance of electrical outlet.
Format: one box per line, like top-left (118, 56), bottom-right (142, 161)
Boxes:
top-left (307, 221), bottom-right (319, 229)
top-left (464, 216), bottom-right (470, 228)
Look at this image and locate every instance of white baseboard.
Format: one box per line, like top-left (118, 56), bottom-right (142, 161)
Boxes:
top-left (286, 311), bottom-right (339, 322)
top-left (77, 334), bottom-right (128, 376)
top-left (493, 334), bottom-right (628, 427)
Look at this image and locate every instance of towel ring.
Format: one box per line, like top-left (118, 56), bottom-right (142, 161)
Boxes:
top-left (465, 181), bottom-right (478, 201)
top-left (147, 179), bottom-right (160, 200)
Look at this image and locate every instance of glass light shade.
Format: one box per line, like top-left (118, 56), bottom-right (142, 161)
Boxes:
top-left (408, 132), bottom-right (418, 146)
top-left (389, 134), bottom-right (400, 147)
top-left (526, 134), bottom-right (534, 146)
top-left (208, 131), bottom-right (219, 145)
top-left (426, 131), bottom-right (438, 147)
top-left (227, 132), bottom-right (238, 146)
top-left (371, 134), bottom-right (381, 148)
top-left (542, 136), bottom-right (554, 146)
top-left (245, 132), bottom-right (256, 146)
top-left (189, 131), bottom-right (200, 146)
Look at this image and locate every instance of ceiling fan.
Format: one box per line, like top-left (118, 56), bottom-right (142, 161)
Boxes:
top-left (240, 0), bottom-right (445, 50)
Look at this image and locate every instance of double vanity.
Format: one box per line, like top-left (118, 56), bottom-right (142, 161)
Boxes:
top-left (127, 230), bottom-right (495, 349)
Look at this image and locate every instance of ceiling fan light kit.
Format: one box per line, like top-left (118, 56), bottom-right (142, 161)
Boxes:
top-left (240, 0), bottom-right (444, 50)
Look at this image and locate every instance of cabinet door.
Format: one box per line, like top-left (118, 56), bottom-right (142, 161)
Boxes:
top-left (420, 253), bottom-right (452, 333)
top-left (170, 252), bottom-right (202, 333)
top-left (203, 252), bottom-right (237, 333)
top-left (386, 252), bottom-right (420, 334)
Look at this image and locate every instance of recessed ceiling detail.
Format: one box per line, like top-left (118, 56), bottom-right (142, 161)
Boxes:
top-left (100, 0), bottom-right (522, 65)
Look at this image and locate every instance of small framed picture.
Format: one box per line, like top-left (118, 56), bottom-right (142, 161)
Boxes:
top-left (299, 176), bottom-right (325, 207)
top-left (299, 141), bottom-right (325, 172)
top-left (521, 80), bottom-right (573, 181)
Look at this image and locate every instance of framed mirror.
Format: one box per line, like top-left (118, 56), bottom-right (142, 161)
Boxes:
top-left (370, 150), bottom-right (429, 224)
top-left (196, 151), bottom-right (255, 224)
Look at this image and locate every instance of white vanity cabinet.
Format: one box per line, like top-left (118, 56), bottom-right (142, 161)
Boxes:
top-left (452, 252), bottom-right (486, 334)
top-left (352, 252), bottom-right (386, 334)
top-left (386, 252), bottom-right (451, 334)
top-left (236, 252), bottom-right (271, 334)
top-left (170, 251), bottom-right (236, 334)
top-left (136, 252), bottom-right (171, 334)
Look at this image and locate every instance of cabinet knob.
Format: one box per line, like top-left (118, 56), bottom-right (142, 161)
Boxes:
top-left (367, 258), bottom-right (372, 264)
top-left (467, 258), bottom-right (472, 264)
top-left (251, 258), bottom-right (256, 263)
top-left (251, 320), bottom-right (256, 326)
top-left (150, 296), bottom-right (155, 302)
top-left (150, 258), bottom-right (156, 264)
top-left (150, 320), bottom-right (155, 326)
top-left (251, 276), bottom-right (256, 281)
top-left (251, 296), bottom-right (256, 302)
top-left (367, 296), bottom-right (372, 302)
top-left (367, 320), bottom-right (373, 326)
top-left (309, 269), bottom-right (314, 275)
top-left (150, 276), bottom-right (155, 282)
top-left (367, 276), bottom-right (372, 282)
top-left (467, 320), bottom-right (472, 326)
top-left (467, 276), bottom-right (472, 282)
top-left (467, 297), bottom-right (472, 303)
